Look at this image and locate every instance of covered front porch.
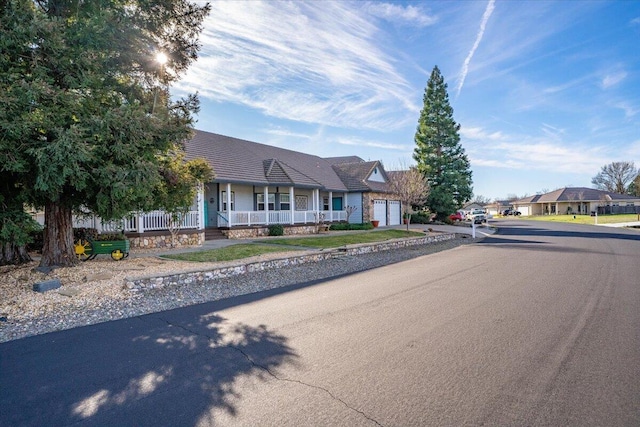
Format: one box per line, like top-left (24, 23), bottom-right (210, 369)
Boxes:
top-left (205, 183), bottom-right (348, 228)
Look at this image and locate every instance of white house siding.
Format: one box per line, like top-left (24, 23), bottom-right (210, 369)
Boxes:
top-left (346, 193), bottom-right (363, 223)
top-left (367, 167), bottom-right (385, 183)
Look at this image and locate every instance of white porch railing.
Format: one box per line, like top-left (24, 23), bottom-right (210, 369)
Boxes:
top-left (32, 210), bottom-right (200, 233)
top-left (217, 210), bottom-right (347, 227)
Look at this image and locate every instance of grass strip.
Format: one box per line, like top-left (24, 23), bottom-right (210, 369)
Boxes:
top-left (267, 229), bottom-right (425, 249)
top-left (161, 244), bottom-right (299, 262)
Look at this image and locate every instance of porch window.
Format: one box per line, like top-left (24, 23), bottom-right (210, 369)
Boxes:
top-left (295, 195), bottom-right (308, 211)
top-left (257, 193), bottom-right (275, 211)
top-left (279, 194), bottom-right (291, 210)
top-left (221, 191), bottom-right (234, 211)
top-left (322, 197), bottom-right (329, 211)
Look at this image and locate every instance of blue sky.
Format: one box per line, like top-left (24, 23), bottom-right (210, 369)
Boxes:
top-left (174, 0), bottom-right (640, 201)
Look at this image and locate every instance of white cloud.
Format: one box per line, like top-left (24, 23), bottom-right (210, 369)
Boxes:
top-left (460, 126), bottom-right (504, 141)
top-left (602, 71), bottom-right (627, 89)
top-left (175, 1), bottom-right (417, 131)
top-left (335, 136), bottom-right (409, 151)
top-left (461, 125), bottom-right (608, 174)
top-left (366, 2), bottom-right (437, 27)
top-left (613, 101), bottom-right (639, 118)
top-left (456, 0), bottom-right (495, 97)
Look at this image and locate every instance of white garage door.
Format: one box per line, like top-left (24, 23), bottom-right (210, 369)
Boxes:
top-left (388, 200), bottom-right (401, 225)
top-left (518, 206), bottom-right (530, 216)
top-left (373, 200), bottom-right (387, 226)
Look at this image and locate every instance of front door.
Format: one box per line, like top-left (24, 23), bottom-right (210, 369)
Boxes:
top-left (332, 197), bottom-right (343, 211)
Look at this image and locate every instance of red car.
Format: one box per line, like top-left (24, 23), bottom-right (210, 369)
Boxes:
top-left (449, 211), bottom-right (465, 221)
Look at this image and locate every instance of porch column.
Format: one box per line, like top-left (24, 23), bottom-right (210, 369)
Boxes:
top-left (289, 186), bottom-right (294, 225)
top-left (197, 183), bottom-right (205, 230)
top-left (329, 191), bottom-right (333, 222)
top-left (226, 183), bottom-right (232, 227)
top-left (555, 202), bottom-right (559, 215)
top-left (264, 186), bottom-right (269, 225)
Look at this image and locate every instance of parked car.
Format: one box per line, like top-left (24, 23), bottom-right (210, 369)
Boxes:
top-left (502, 209), bottom-right (521, 216)
top-left (466, 209), bottom-right (487, 222)
top-left (449, 211), bottom-right (465, 222)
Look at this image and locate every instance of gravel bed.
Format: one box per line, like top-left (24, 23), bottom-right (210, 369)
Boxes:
top-left (0, 236), bottom-right (472, 343)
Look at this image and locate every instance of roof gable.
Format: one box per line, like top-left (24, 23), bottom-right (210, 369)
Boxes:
top-left (332, 161), bottom-right (391, 193)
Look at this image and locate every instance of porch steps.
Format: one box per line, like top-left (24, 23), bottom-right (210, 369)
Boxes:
top-left (204, 228), bottom-right (227, 241)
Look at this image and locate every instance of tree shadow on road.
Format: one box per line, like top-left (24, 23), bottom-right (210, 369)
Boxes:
top-left (0, 305), bottom-right (298, 426)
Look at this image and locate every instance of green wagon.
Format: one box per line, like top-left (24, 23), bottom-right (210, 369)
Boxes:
top-left (74, 239), bottom-right (130, 261)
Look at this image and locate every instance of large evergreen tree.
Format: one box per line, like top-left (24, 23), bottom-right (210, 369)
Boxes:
top-left (413, 66), bottom-right (472, 220)
top-left (0, 0), bottom-right (211, 266)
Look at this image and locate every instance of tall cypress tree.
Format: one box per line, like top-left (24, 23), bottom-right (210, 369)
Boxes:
top-left (413, 66), bottom-right (472, 220)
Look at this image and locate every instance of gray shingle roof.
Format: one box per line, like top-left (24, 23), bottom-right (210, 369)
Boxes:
top-left (185, 130), bottom-right (348, 191)
top-left (332, 161), bottom-right (391, 193)
top-left (515, 187), bottom-right (638, 203)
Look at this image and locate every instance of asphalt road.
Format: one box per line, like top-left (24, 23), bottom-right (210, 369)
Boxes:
top-left (2, 220), bottom-right (639, 426)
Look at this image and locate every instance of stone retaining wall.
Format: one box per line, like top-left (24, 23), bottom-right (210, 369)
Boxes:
top-left (127, 231), bottom-right (205, 250)
top-left (222, 224), bottom-right (321, 239)
top-left (125, 232), bottom-right (455, 291)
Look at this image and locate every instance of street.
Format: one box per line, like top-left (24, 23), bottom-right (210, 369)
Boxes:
top-left (2, 220), bottom-right (640, 426)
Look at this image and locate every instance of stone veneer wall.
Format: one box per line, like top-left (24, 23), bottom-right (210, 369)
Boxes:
top-left (127, 231), bottom-right (205, 250)
top-left (222, 224), bottom-right (320, 239)
top-left (362, 191), bottom-right (394, 223)
top-left (125, 232), bottom-right (455, 291)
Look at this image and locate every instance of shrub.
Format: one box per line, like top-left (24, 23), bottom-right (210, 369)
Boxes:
top-left (268, 224), bottom-right (284, 236)
top-left (410, 212), bottom-right (431, 224)
top-left (330, 222), bottom-right (373, 231)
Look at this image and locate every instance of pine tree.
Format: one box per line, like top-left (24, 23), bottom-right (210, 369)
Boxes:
top-left (413, 66), bottom-right (473, 220)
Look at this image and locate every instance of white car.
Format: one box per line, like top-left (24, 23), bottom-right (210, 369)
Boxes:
top-left (466, 209), bottom-right (487, 224)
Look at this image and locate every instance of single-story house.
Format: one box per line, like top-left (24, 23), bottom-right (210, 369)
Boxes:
top-left (187, 130), bottom-right (403, 238)
top-left (32, 130), bottom-right (403, 247)
top-left (512, 187), bottom-right (640, 216)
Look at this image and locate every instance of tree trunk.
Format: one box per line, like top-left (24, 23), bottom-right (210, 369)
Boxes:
top-left (39, 201), bottom-right (78, 267)
top-left (0, 242), bottom-right (32, 265)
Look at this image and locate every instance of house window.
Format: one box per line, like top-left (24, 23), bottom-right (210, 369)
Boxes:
top-left (221, 191), bottom-right (234, 211)
top-left (295, 195), bottom-right (308, 211)
top-left (323, 197), bottom-right (329, 210)
top-left (257, 193), bottom-right (275, 211)
top-left (280, 194), bottom-right (291, 210)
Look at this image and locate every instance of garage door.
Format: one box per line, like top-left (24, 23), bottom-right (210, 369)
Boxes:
top-left (373, 200), bottom-right (387, 226)
top-left (518, 206), bottom-right (530, 216)
top-left (388, 200), bottom-right (401, 225)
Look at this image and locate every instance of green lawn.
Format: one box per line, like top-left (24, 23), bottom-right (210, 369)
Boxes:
top-left (267, 229), bottom-right (425, 249)
top-left (161, 229), bottom-right (426, 262)
top-left (521, 213), bottom-right (640, 225)
top-left (162, 244), bottom-right (299, 262)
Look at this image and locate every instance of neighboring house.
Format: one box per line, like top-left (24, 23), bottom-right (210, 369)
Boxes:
top-left (462, 202), bottom-right (486, 212)
top-left (185, 130), bottom-right (402, 237)
top-left (512, 187), bottom-right (640, 216)
top-left (485, 200), bottom-right (513, 216)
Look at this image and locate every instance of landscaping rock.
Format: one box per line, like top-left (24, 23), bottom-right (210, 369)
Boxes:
top-left (33, 279), bottom-right (62, 293)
